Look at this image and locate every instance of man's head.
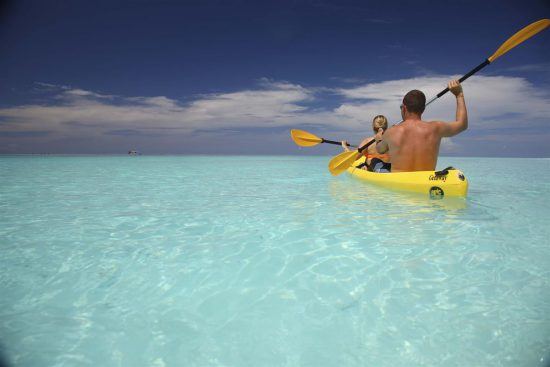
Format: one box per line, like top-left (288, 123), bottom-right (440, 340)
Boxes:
top-left (372, 115), bottom-right (388, 133)
top-left (401, 89), bottom-right (426, 118)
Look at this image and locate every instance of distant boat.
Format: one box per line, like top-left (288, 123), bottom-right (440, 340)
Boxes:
top-left (128, 150), bottom-right (140, 155)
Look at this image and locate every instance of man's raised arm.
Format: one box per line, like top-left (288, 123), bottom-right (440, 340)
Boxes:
top-left (436, 80), bottom-right (468, 138)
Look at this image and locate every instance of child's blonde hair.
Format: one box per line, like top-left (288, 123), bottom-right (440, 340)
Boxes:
top-left (372, 115), bottom-right (388, 132)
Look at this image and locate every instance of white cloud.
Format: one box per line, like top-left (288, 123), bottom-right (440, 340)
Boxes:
top-left (440, 137), bottom-right (460, 153)
top-left (1, 75), bottom-right (549, 144)
top-left (334, 75), bottom-right (550, 131)
top-left (0, 80), bottom-right (325, 138)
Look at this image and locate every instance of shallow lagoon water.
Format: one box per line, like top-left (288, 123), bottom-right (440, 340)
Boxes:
top-left (0, 155), bottom-right (549, 366)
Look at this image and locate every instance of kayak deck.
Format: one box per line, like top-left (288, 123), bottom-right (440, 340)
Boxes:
top-left (346, 158), bottom-right (468, 198)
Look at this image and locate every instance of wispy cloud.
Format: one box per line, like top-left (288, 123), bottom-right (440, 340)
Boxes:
top-left (1, 75), bottom-right (549, 154)
top-left (0, 80), bottom-right (332, 138)
top-left (334, 75), bottom-right (550, 129)
top-left (329, 76), bottom-right (369, 84)
top-left (494, 62), bottom-right (550, 73)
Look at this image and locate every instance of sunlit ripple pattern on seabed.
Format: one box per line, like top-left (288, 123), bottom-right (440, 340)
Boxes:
top-left (0, 155), bottom-right (549, 366)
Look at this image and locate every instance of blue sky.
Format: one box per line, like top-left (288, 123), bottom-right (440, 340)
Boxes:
top-left (0, 0), bottom-right (549, 156)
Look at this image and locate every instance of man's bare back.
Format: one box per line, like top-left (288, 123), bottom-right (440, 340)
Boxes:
top-left (376, 80), bottom-right (468, 172)
top-left (380, 120), bottom-right (443, 172)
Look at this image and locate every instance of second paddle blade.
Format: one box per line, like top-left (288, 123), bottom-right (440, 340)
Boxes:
top-left (328, 150), bottom-right (359, 176)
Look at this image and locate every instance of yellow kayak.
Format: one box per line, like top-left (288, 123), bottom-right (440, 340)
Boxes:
top-left (347, 158), bottom-right (468, 199)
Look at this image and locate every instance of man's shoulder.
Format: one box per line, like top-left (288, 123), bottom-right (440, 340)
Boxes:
top-left (407, 119), bottom-right (442, 131)
top-left (422, 119), bottom-right (445, 131)
top-left (421, 119), bottom-right (447, 125)
top-left (387, 122), bottom-right (406, 134)
top-left (397, 120), bottom-right (441, 135)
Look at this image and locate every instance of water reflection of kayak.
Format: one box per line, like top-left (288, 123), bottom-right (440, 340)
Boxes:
top-left (347, 158), bottom-right (468, 199)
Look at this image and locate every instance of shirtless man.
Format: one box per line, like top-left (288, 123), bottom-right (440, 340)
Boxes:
top-left (375, 80), bottom-right (467, 172)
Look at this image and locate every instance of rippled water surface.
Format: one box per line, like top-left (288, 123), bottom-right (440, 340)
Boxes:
top-left (1, 155), bottom-right (549, 366)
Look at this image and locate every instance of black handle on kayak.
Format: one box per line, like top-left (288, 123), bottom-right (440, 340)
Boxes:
top-left (322, 138), bottom-right (357, 148)
top-left (435, 59), bottom-right (491, 98)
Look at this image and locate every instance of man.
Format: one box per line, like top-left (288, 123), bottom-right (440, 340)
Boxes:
top-left (375, 79), bottom-right (467, 172)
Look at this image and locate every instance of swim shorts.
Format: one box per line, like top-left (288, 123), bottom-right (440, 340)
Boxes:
top-left (369, 158), bottom-right (391, 173)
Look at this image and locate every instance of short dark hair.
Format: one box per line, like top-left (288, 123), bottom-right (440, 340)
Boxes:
top-left (403, 90), bottom-right (426, 114)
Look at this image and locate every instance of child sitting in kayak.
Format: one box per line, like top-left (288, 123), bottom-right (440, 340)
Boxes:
top-left (341, 115), bottom-right (391, 173)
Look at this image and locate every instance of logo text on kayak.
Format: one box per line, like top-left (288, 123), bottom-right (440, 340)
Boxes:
top-left (429, 175), bottom-right (447, 182)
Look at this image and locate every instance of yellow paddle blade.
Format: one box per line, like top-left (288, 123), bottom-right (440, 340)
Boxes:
top-left (290, 129), bottom-right (323, 147)
top-left (328, 150), bottom-right (359, 176)
top-left (488, 19), bottom-right (550, 62)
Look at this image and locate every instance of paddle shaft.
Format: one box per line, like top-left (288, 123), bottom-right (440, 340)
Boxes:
top-left (332, 58), bottom-right (494, 154)
top-left (357, 138), bottom-right (376, 153)
top-left (360, 60), bottom-right (491, 153)
top-left (390, 58), bottom-right (490, 128)
top-left (426, 59), bottom-right (491, 107)
top-left (322, 138), bottom-right (357, 148)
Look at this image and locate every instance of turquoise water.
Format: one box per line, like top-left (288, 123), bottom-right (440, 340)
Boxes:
top-left (1, 155), bottom-right (549, 367)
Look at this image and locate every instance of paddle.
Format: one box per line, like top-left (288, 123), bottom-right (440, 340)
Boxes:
top-left (290, 129), bottom-right (356, 148)
top-left (328, 18), bottom-right (550, 176)
top-left (425, 18), bottom-right (550, 107)
top-left (328, 138), bottom-right (376, 175)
